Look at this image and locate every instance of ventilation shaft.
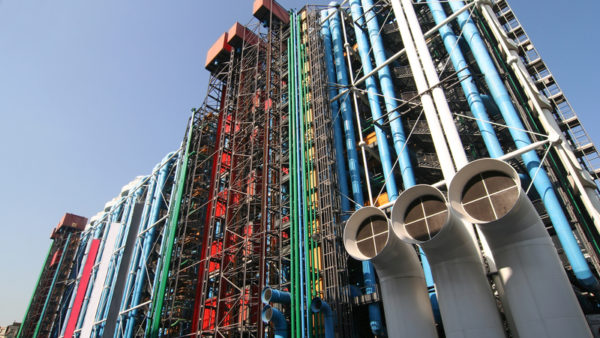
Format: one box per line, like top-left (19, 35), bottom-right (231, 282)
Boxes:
top-left (344, 206), bottom-right (438, 338)
top-left (448, 158), bottom-right (591, 338)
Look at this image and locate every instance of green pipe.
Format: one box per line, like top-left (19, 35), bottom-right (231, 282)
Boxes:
top-left (33, 233), bottom-right (73, 338)
top-left (18, 241), bottom-right (54, 338)
top-left (288, 16), bottom-right (301, 337)
top-left (290, 17), bottom-right (297, 338)
top-left (296, 15), bottom-right (312, 337)
top-left (149, 122), bottom-right (193, 337)
top-left (289, 33), bottom-right (296, 338)
top-left (299, 36), bottom-right (319, 335)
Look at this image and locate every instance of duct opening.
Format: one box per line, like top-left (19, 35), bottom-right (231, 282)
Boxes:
top-left (404, 195), bottom-right (447, 241)
top-left (263, 305), bottom-right (273, 322)
top-left (461, 170), bottom-right (519, 222)
top-left (263, 288), bottom-right (272, 303)
top-left (355, 215), bottom-right (389, 259)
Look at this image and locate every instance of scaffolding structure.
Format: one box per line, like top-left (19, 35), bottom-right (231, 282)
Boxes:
top-left (17, 1), bottom-right (600, 337)
top-left (18, 215), bottom-right (86, 338)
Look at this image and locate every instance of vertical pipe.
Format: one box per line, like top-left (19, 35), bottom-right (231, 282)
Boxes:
top-left (449, 0), bottom-right (599, 290)
top-left (348, 0), bottom-right (399, 202)
top-left (339, 7), bottom-right (375, 205)
top-left (319, 10), bottom-right (351, 217)
top-left (310, 298), bottom-right (334, 338)
top-left (327, 3), bottom-right (383, 334)
top-left (149, 122), bottom-right (192, 336)
top-left (388, 0), bottom-right (456, 181)
top-left (397, 0), bottom-right (469, 168)
top-left (262, 305), bottom-right (289, 338)
top-left (360, 0), bottom-right (416, 188)
top-left (358, 1), bottom-right (442, 315)
top-left (425, 0), bottom-right (503, 158)
top-left (116, 165), bottom-right (157, 335)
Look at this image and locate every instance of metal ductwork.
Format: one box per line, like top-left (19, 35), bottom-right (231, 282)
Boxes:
top-left (262, 287), bottom-right (291, 305)
top-left (391, 185), bottom-right (505, 338)
top-left (344, 206), bottom-right (438, 338)
top-left (310, 298), bottom-right (334, 338)
top-left (448, 158), bottom-right (591, 338)
top-left (261, 305), bottom-right (288, 338)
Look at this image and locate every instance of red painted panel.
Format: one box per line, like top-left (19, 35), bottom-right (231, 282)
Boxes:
top-left (63, 239), bottom-right (101, 338)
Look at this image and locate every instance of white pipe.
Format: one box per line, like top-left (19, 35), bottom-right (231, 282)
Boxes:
top-left (343, 206), bottom-right (438, 338)
top-left (389, 0), bottom-right (456, 181)
top-left (391, 185), bottom-right (505, 338)
top-left (448, 158), bottom-right (592, 338)
top-left (397, 0), bottom-right (469, 168)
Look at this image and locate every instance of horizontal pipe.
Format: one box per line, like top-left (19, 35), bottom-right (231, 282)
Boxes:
top-left (262, 287), bottom-right (291, 305)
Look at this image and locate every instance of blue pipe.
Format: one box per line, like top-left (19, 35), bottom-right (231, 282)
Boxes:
top-left (361, 0), bottom-right (416, 188)
top-left (426, 0), bottom-right (504, 158)
top-left (348, 0), bottom-right (399, 202)
top-left (327, 3), bottom-right (383, 334)
top-left (97, 183), bottom-right (146, 337)
top-left (262, 305), bottom-right (289, 338)
top-left (95, 193), bottom-right (136, 336)
top-left (358, 2), bottom-right (443, 323)
top-left (75, 206), bottom-right (123, 331)
top-left (310, 298), bottom-right (334, 338)
top-left (320, 10), bottom-right (352, 216)
top-left (115, 165), bottom-right (158, 334)
top-left (262, 287), bottom-right (291, 305)
top-left (124, 153), bottom-right (175, 337)
top-left (448, 0), bottom-right (600, 289)
top-left (327, 4), bottom-right (365, 209)
top-left (144, 151), bottom-right (182, 334)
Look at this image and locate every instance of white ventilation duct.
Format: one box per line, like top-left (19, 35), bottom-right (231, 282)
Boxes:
top-left (344, 206), bottom-right (438, 338)
top-left (448, 158), bottom-right (591, 338)
top-left (391, 184), bottom-right (505, 338)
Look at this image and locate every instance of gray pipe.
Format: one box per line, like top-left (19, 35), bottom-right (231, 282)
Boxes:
top-left (391, 185), bottom-right (505, 338)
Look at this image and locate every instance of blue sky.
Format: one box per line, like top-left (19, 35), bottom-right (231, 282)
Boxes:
top-left (0, 0), bottom-right (598, 325)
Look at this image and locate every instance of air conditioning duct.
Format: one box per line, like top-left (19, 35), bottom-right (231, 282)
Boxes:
top-left (391, 184), bottom-right (505, 338)
top-left (344, 206), bottom-right (438, 338)
top-left (448, 158), bottom-right (591, 338)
